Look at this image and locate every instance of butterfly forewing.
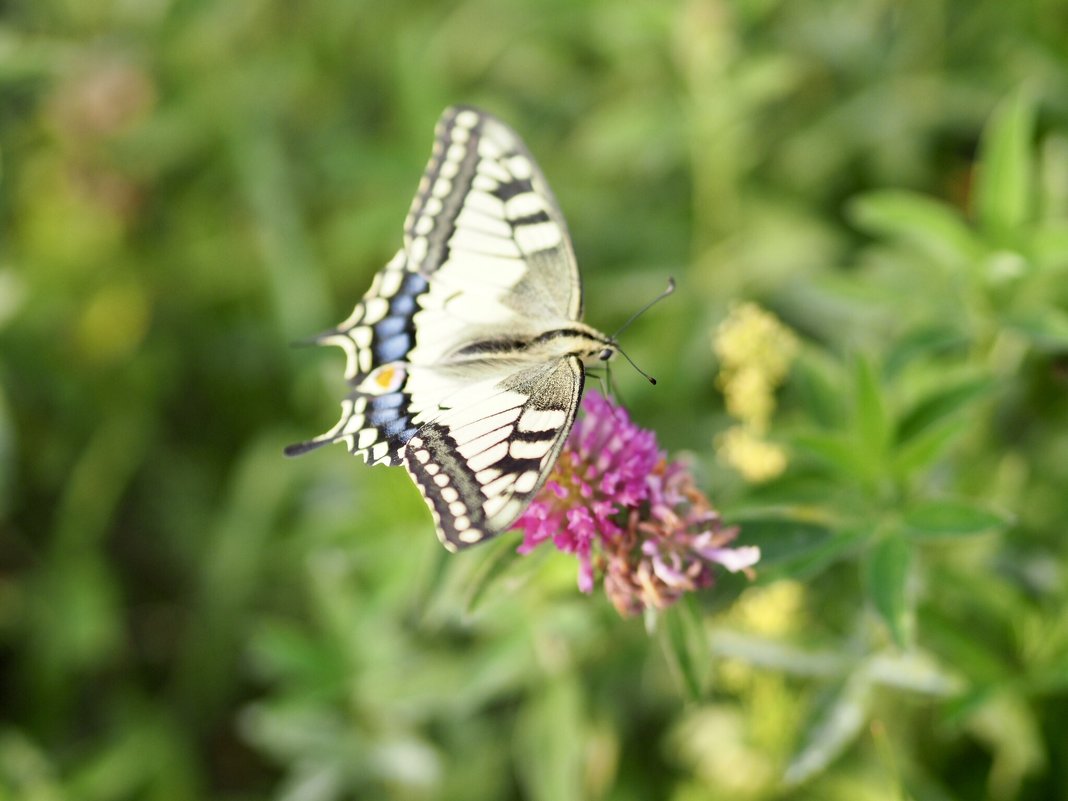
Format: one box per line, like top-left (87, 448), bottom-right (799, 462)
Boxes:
top-left (289, 106), bottom-right (606, 548)
top-left (404, 106), bottom-right (582, 322)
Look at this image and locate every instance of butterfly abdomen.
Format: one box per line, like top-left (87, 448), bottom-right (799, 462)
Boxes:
top-left (449, 324), bottom-right (611, 362)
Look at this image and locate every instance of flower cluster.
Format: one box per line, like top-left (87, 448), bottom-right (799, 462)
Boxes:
top-left (712, 303), bottom-right (799, 482)
top-left (516, 391), bottom-right (760, 617)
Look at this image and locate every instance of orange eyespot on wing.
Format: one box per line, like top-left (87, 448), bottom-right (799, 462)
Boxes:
top-left (360, 363), bottom-right (407, 395)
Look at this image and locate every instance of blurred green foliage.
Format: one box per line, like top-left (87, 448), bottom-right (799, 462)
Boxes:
top-left (3, 0), bottom-right (1068, 799)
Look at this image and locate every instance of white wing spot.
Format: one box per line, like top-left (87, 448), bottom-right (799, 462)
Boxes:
top-left (456, 426), bottom-right (512, 459)
top-left (379, 267), bottom-right (404, 298)
top-left (351, 326), bottom-right (372, 349)
top-left (518, 409), bottom-right (567, 432)
top-left (455, 109), bottom-right (479, 128)
top-left (451, 126), bottom-right (470, 143)
top-left (448, 500), bottom-right (466, 517)
top-left (513, 470), bottom-right (540, 494)
top-left (483, 473), bottom-right (515, 498)
top-left (515, 221), bottom-right (563, 253)
top-left (439, 159), bottom-right (460, 179)
top-left (432, 177), bottom-right (452, 198)
top-left (414, 215), bottom-right (434, 236)
top-left (409, 236), bottom-right (428, 265)
top-left (455, 208), bottom-right (512, 238)
top-left (466, 190), bottom-right (504, 217)
top-left (433, 473), bottom-right (449, 488)
top-left (371, 442), bottom-right (389, 462)
top-left (476, 467), bottom-right (502, 484)
top-left (441, 486), bottom-right (459, 503)
top-left (478, 160), bottom-right (512, 183)
top-left (424, 196), bottom-right (443, 216)
top-left (362, 297), bottom-right (389, 325)
top-left (509, 439), bottom-right (552, 460)
top-left (357, 429), bottom-right (377, 449)
top-left (450, 228), bottom-right (521, 258)
top-left (425, 463), bottom-right (440, 476)
top-left (505, 193), bottom-right (545, 219)
top-left (447, 143), bottom-right (466, 162)
top-left (482, 494), bottom-right (512, 520)
top-left (457, 522), bottom-right (480, 540)
top-left (478, 138), bottom-right (503, 159)
top-left (414, 448), bottom-right (429, 464)
top-left (467, 441), bottom-right (508, 472)
top-left (506, 155), bottom-right (533, 179)
top-left (452, 408), bottom-right (521, 441)
top-left (319, 333), bottom-right (358, 379)
top-left (472, 174), bottom-right (499, 192)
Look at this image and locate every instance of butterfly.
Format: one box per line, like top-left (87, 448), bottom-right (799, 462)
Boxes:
top-left (287, 105), bottom-right (617, 552)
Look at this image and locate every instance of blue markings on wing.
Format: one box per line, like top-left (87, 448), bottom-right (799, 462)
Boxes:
top-left (362, 391), bottom-right (420, 451)
top-left (391, 273), bottom-right (426, 314)
top-left (374, 333), bottom-right (412, 364)
top-left (367, 271), bottom-right (426, 367)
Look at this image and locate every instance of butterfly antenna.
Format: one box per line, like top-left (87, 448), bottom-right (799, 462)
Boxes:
top-left (615, 346), bottom-right (653, 386)
top-left (610, 277), bottom-right (676, 340)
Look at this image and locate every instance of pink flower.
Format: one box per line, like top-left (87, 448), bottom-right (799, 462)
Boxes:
top-left (516, 392), bottom-right (760, 616)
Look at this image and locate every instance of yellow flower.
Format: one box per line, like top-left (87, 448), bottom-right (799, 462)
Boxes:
top-left (717, 426), bottom-right (788, 483)
top-left (713, 302), bottom-right (799, 383)
top-left (713, 303), bottom-right (799, 482)
top-left (720, 365), bottom-right (775, 432)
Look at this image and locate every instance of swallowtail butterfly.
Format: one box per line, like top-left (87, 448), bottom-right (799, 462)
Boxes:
top-left (287, 106), bottom-right (617, 552)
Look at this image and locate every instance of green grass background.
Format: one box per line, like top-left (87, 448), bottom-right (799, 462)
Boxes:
top-left (3, 1), bottom-right (1068, 799)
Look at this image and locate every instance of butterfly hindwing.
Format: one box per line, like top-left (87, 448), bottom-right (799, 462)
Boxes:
top-left (403, 357), bottom-right (583, 551)
top-left (284, 250), bottom-right (426, 466)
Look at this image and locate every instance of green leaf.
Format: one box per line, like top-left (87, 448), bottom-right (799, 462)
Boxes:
top-left (785, 672), bottom-right (873, 786)
top-left (726, 514), bottom-right (835, 568)
top-left (884, 325), bottom-right (971, 379)
top-left (729, 513), bottom-right (866, 581)
top-left (848, 189), bottom-right (980, 265)
top-left (853, 355), bottom-right (890, 469)
top-left (792, 350), bottom-right (846, 428)
top-left (0, 384), bottom-right (12, 519)
top-left (975, 91), bottom-right (1036, 236)
top-left (709, 630), bottom-right (849, 678)
top-left (776, 525), bottom-right (870, 581)
top-left (660, 597), bottom-right (710, 700)
top-left (864, 534), bottom-right (912, 648)
top-left (892, 417), bottom-right (969, 476)
top-left (903, 499), bottom-right (1012, 540)
top-left (895, 377), bottom-right (993, 447)
top-left (515, 675), bottom-right (585, 801)
top-left (1032, 221), bottom-right (1068, 272)
top-left (1005, 306), bottom-right (1068, 350)
top-left (791, 431), bottom-right (865, 478)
